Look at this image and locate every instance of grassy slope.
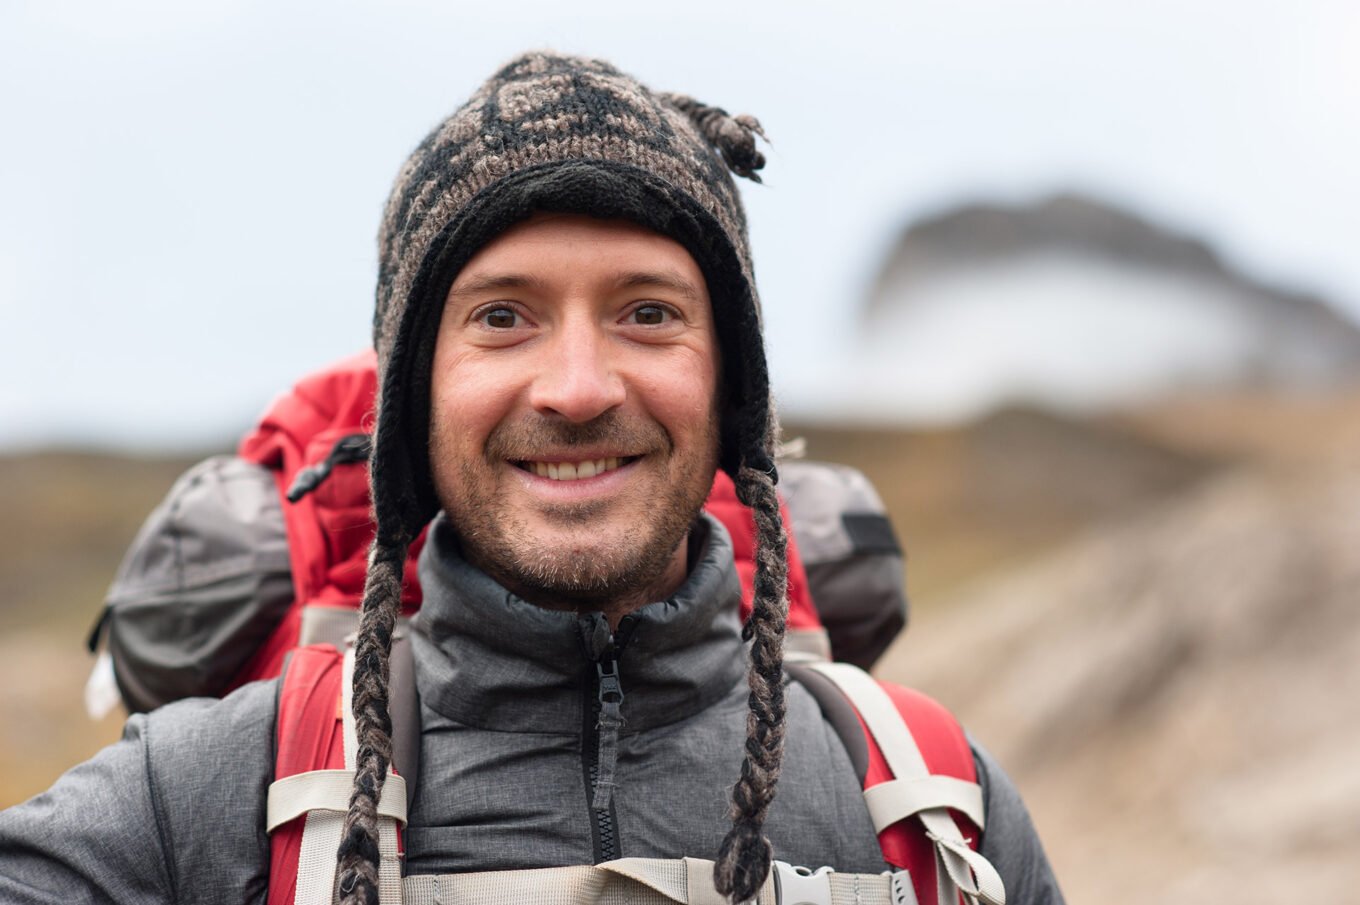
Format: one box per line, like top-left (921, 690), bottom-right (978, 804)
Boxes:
top-left (0, 451), bottom-right (213, 806)
top-left (0, 451), bottom-right (211, 634)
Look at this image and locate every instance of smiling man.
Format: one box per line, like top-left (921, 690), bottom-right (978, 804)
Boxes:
top-left (0, 52), bottom-right (1063, 905)
top-left (430, 215), bottom-right (721, 621)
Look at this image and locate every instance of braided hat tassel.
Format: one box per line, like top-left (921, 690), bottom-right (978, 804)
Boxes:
top-left (336, 538), bottom-right (408, 905)
top-left (659, 93), bottom-right (769, 182)
top-left (714, 464), bottom-right (789, 903)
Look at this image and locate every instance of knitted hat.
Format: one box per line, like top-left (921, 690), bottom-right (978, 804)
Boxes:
top-left (340, 52), bottom-right (789, 905)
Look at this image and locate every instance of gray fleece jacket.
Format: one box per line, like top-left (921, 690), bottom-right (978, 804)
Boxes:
top-left (0, 514), bottom-right (1063, 904)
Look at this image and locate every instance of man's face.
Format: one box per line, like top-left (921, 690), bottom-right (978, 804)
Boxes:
top-left (429, 213), bottom-right (721, 610)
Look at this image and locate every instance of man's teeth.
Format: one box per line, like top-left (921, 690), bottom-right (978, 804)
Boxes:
top-left (527, 457), bottom-right (624, 481)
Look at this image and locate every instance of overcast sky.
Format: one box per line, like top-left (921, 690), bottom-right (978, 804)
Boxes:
top-left (3, 0), bottom-right (1357, 451)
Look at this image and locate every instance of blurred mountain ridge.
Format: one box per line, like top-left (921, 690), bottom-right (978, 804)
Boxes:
top-left (872, 193), bottom-right (1350, 315)
top-left (842, 193), bottom-right (1360, 421)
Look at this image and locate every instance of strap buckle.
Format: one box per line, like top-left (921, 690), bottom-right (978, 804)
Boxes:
top-left (888, 869), bottom-right (920, 905)
top-left (772, 861), bottom-right (833, 905)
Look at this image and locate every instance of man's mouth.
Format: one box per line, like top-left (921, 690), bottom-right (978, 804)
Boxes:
top-left (513, 456), bottom-right (638, 481)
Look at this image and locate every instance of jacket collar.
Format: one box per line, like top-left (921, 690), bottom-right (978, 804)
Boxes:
top-left (412, 512), bottom-right (747, 734)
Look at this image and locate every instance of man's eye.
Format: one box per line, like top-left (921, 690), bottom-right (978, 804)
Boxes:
top-left (631, 304), bottom-right (671, 326)
top-left (478, 307), bottom-right (519, 329)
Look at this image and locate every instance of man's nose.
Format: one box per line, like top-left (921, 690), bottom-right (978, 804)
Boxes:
top-left (528, 323), bottom-right (627, 422)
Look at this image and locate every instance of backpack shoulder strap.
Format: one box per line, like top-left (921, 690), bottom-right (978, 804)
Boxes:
top-left (267, 641), bottom-right (413, 905)
top-left (389, 633), bottom-right (420, 808)
top-left (267, 646), bottom-right (346, 905)
top-left (789, 661), bottom-right (1005, 905)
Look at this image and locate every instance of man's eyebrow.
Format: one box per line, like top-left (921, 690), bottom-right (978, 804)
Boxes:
top-left (611, 270), bottom-right (702, 300)
top-left (447, 270), bottom-right (703, 300)
top-left (447, 273), bottom-right (548, 298)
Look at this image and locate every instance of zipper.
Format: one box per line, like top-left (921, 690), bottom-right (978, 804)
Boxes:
top-left (581, 615), bottom-right (638, 863)
top-left (284, 432), bottom-right (372, 502)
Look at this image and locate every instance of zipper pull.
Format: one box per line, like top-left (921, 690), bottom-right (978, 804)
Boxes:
top-left (592, 653), bottom-right (626, 811)
top-left (597, 656), bottom-right (624, 720)
top-left (286, 433), bottom-right (373, 502)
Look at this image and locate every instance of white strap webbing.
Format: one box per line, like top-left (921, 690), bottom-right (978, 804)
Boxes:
top-left (297, 606), bottom-right (413, 650)
top-left (863, 775), bottom-right (985, 834)
top-left (684, 858), bottom-right (731, 905)
top-left (378, 816), bottom-right (402, 903)
top-left (295, 810), bottom-right (344, 905)
top-left (401, 858), bottom-right (928, 905)
top-left (784, 626), bottom-right (833, 663)
top-left (266, 769), bottom-right (408, 833)
top-left (805, 663), bottom-right (1006, 905)
top-left (273, 643), bottom-right (406, 904)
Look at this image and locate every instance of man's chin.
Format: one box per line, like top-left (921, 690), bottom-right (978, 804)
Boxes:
top-left (532, 499), bottom-right (613, 526)
top-left (473, 528), bottom-right (688, 608)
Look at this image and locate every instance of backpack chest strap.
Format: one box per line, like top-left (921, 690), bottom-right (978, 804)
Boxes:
top-left (401, 858), bottom-right (924, 905)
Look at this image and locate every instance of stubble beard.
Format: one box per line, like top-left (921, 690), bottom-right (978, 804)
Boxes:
top-left (432, 409), bottom-right (720, 611)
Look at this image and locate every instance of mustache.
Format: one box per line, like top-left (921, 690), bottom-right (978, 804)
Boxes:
top-left (484, 411), bottom-right (672, 461)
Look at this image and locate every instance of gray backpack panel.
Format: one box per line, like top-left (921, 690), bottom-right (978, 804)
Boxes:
top-left (100, 455), bottom-right (293, 712)
top-left (778, 460), bottom-right (907, 669)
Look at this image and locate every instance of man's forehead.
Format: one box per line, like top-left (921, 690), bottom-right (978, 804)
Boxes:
top-left (445, 213), bottom-right (710, 300)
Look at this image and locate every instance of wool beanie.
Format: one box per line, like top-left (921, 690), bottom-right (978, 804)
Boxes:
top-left (340, 51), bottom-right (788, 905)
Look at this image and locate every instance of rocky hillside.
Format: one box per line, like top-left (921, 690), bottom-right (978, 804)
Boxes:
top-left (881, 391), bottom-right (1360, 903)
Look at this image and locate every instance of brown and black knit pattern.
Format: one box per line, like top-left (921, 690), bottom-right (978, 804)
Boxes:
top-left (373, 53), bottom-right (759, 364)
top-left (338, 51), bottom-right (788, 905)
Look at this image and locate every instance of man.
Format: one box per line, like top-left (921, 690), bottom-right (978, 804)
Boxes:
top-left (0, 52), bottom-right (1063, 904)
